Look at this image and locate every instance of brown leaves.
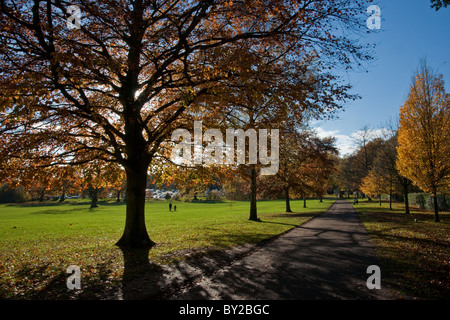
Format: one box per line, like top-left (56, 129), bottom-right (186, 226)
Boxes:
top-left (360, 206), bottom-right (450, 298)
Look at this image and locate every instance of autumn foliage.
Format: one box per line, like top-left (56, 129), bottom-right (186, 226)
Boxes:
top-left (397, 63), bottom-right (450, 222)
top-left (1, 0), bottom-right (374, 248)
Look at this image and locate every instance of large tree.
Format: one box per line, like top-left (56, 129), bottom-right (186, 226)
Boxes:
top-left (372, 129), bottom-right (413, 214)
top-left (337, 136), bottom-right (384, 198)
top-left (397, 62), bottom-right (449, 222)
top-left (360, 168), bottom-right (390, 206)
top-left (259, 128), bottom-right (338, 212)
top-left (207, 49), bottom-right (353, 220)
top-left (0, 0), bottom-right (373, 248)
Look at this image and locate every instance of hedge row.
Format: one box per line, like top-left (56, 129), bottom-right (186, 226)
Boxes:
top-left (408, 193), bottom-right (449, 211)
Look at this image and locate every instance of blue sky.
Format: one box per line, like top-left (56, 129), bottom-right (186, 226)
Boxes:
top-left (314, 0), bottom-right (450, 156)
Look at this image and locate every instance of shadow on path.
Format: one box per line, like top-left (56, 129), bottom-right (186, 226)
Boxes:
top-left (115, 200), bottom-right (396, 300)
top-left (170, 200), bottom-right (396, 300)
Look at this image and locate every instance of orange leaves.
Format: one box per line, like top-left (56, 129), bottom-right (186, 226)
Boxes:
top-left (259, 128), bottom-right (337, 199)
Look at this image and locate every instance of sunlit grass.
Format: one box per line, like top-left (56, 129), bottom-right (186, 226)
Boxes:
top-left (0, 198), bottom-right (333, 299)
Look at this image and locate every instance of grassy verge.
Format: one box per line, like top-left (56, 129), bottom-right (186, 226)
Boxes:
top-left (0, 198), bottom-right (333, 299)
top-left (352, 199), bottom-right (450, 299)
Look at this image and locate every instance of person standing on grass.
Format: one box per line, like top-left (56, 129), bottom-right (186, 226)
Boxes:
top-left (169, 203), bottom-right (172, 211)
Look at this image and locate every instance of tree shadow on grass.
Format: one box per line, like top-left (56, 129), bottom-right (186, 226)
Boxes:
top-left (117, 208), bottom-right (449, 300)
top-left (189, 199), bottom-right (227, 204)
top-left (3, 241), bottom-right (256, 300)
top-left (259, 220), bottom-right (299, 228)
top-left (99, 200), bottom-right (126, 206)
top-left (5, 200), bottom-right (90, 207)
top-left (117, 247), bottom-right (167, 299)
top-left (269, 212), bottom-right (322, 219)
top-left (30, 207), bottom-right (89, 215)
top-left (6, 200), bottom-right (126, 209)
top-left (376, 253), bottom-right (450, 299)
top-left (6, 202), bottom-right (67, 208)
top-left (170, 229), bottom-right (390, 300)
top-left (8, 260), bottom-right (122, 300)
top-left (117, 230), bottom-right (293, 300)
top-left (110, 244), bottom-right (250, 300)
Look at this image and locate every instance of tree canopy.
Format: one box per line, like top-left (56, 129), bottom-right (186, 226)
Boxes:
top-left (0, 0), bottom-right (374, 248)
top-left (430, 0), bottom-right (450, 10)
top-left (397, 62), bottom-right (450, 222)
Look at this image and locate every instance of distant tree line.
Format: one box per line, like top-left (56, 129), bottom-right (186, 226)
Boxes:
top-left (333, 61), bottom-right (449, 222)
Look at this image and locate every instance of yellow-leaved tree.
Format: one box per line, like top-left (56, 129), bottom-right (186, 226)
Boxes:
top-left (360, 169), bottom-right (390, 206)
top-left (396, 62), bottom-right (450, 222)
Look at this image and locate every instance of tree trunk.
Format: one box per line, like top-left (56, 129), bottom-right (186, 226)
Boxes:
top-left (60, 188), bottom-right (65, 202)
top-left (116, 161), bottom-right (155, 248)
top-left (303, 194), bottom-right (306, 208)
top-left (404, 183), bottom-right (410, 215)
top-left (379, 194), bottom-right (381, 206)
top-left (389, 177), bottom-right (392, 210)
top-left (433, 192), bottom-right (440, 222)
top-left (38, 188), bottom-right (45, 202)
top-left (389, 193), bottom-right (392, 210)
top-left (116, 189), bottom-right (121, 202)
top-left (285, 185), bottom-right (292, 213)
top-left (89, 187), bottom-right (98, 208)
top-left (249, 166), bottom-right (258, 221)
top-left (115, 96), bottom-right (155, 248)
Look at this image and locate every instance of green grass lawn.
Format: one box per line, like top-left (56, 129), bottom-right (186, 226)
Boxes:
top-left (0, 198), bottom-right (333, 299)
top-left (352, 199), bottom-right (450, 299)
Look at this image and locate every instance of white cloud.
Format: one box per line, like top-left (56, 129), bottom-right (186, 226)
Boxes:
top-left (350, 128), bottom-right (387, 141)
top-left (314, 126), bottom-right (391, 157)
top-left (314, 127), bottom-right (387, 156)
top-left (315, 127), bottom-right (357, 156)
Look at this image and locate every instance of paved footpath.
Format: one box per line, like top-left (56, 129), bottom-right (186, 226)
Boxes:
top-left (173, 200), bottom-right (395, 300)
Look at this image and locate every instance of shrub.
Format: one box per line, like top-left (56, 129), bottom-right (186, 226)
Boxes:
top-left (205, 189), bottom-right (223, 201)
top-left (0, 184), bottom-right (30, 203)
top-left (408, 193), bottom-right (449, 211)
